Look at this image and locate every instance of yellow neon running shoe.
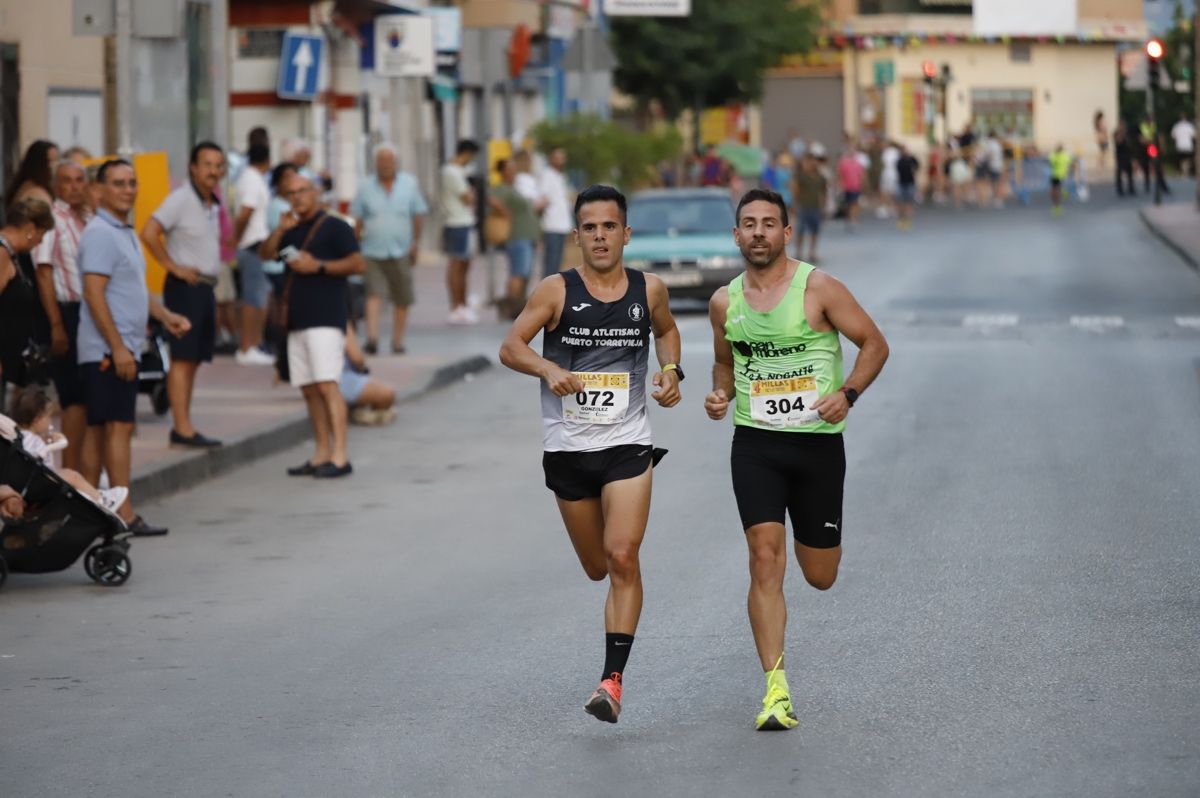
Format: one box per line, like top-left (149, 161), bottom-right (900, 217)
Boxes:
top-left (755, 685), bottom-right (799, 731)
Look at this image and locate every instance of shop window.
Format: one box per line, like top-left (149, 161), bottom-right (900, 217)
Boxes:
top-left (971, 89), bottom-right (1034, 140)
top-left (238, 29), bottom-right (286, 60)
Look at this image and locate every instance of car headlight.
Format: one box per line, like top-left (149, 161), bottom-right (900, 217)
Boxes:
top-left (698, 255), bottom-right (739, 269)
top-left (624, 259), bottom-right (650, 271)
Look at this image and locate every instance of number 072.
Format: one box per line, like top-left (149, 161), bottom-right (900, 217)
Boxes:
top-left (576, 390), bottom-right (615, 407)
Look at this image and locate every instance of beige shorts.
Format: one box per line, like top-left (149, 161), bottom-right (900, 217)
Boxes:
top-left (364, 256), bottom-right (414, 307)
top-left (215, 261), bottom-right (237, 303)
top-left (287, 327), bottom-right (345, 387)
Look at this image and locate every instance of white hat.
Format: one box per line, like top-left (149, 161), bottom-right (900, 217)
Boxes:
top-left (810, 142), bottom-right (827, 158)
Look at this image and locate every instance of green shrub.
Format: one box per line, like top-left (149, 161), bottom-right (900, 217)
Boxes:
top-left (530, 115), bottom-right (683, 191)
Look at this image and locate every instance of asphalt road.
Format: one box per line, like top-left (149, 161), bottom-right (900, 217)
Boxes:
top-left (3, 195), bottom-right (1199, 797)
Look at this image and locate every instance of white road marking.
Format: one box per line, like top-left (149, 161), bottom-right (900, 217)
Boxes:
top-left (1070, 315), bottom-right (1125, 331)
top-left (1175, 316), bottom-right (1200, 329)
top-left (962, 314), bottom-right (1019, 327)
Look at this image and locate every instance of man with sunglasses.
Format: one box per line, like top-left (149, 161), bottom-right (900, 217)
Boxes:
top-left (260, 171), bottom-right (364, 479)
top-left (77, 159), bottom-right (191, 536)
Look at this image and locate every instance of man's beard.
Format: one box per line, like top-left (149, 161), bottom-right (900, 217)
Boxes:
top-left (741, 238), bottom-right (782, 268)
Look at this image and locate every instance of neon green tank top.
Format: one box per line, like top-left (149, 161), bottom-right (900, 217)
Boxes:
top-left (1049, 150), bottom-right (1072, 180)
top-left (726, 261), bottom-right (845, 434)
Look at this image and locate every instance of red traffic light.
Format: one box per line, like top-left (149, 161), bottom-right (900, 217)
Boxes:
top-left (1148, 143), bottom-right (1159, 159)
top-left (922, 61), bottom-right (937, 79)
top-left (1146, 38), bottom-right (1165, 60)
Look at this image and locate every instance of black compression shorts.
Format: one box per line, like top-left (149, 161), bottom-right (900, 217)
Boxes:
top-left (730, 425), bottom-right (845, 548)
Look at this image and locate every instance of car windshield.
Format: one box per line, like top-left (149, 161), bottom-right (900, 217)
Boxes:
top-left (628, 196), bottom-right (735, 236)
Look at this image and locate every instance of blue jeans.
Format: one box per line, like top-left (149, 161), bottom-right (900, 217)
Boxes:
top-left (505, 239), bottom-right (535, 279)
top-left (236, 246), bottom-right (270, 309)
top-left (543, 232), bottom-right (568, 273)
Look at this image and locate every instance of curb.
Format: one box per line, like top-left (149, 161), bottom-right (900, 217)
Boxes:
top-left (131, 354), bottom-right (492, 506)
top-left (1138, 207), bottom-right (1199, 273)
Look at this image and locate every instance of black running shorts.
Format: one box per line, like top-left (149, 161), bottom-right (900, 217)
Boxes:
top-left (81, 359), bottom-right (140, 426)
top-left (163, 275), bottom-right (216, 363)
top-left (543, 445), bottom-right (666, 502)
top-left (730, 425), bottom-right (845, 548)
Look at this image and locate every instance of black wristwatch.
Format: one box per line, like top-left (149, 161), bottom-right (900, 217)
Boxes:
top-left (665, 363), bottom-right (685, 382)
top-left (839, 386), bottom-right (859, 407)
top-left (318, 262), bottom-right (327, 275)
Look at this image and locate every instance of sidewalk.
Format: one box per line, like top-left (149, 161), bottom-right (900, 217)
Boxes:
top-left (125, 252), bottom-right (512, 506)
top-left (1139, 201), bottom-right (1200, 273)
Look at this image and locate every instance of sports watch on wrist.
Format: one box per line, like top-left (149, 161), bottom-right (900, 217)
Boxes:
top-left (663, 363), bottom-right (685, 382)
top-left (839, 385), bottom-right (859, 407)
top-left (318, 262), bottom-right (327, 275)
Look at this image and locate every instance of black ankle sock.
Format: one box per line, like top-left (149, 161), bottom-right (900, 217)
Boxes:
top-left (603, 633), bottom-right (634, 681)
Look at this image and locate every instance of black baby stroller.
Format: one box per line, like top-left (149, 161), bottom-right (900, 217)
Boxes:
top-left (138, 319), bottom-right (171, 416)
top-left (0, 432), bottom-right (132, 589)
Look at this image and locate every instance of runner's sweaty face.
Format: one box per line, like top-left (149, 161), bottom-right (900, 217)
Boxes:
top-left (734, 200), bottom-right (791, 269)
top-left (573, 200), bottom-right (630, 274)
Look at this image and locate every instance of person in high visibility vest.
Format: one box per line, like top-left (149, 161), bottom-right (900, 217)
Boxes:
top-left (1048, 144), bottom-right (1074, 217)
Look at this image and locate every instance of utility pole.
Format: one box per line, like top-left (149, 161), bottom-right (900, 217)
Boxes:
top-left (1147, 37), bottom-right (1164, 205)
top-left (115, 0), bottom-right (133, 157)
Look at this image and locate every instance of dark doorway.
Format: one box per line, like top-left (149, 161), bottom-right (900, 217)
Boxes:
top-left (0, 43), bottom-right (19, 205)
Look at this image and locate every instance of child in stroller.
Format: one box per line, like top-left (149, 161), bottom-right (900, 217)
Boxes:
top-left (0, 409), bottom-right (132, 589)
top-left (9, 389), bottom-right (127, 513)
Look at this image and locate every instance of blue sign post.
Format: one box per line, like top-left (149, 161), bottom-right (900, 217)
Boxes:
top-left (277, 33), bottom-right (324, 101)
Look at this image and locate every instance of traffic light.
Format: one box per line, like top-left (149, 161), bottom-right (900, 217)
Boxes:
top-left (922, 61), bottom-right (937, 86)
top-left (1146, 38), bottom-right (1164, 86)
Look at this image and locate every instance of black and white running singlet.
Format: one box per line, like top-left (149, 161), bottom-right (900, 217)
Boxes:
top-left (540, 268), bottom-right (652, 451)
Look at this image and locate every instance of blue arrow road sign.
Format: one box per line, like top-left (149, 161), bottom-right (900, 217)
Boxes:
top-left (277, 33), bottom-right (323, 101)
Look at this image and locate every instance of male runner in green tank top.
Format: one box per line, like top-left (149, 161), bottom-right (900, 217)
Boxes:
top-left (705, 189), bottom-right (889, 730)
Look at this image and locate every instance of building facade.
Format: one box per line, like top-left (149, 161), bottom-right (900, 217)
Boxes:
top-left (0, 0), bottom-right (106, 195)
top-left (760, 0), bottom-right (1147, 167)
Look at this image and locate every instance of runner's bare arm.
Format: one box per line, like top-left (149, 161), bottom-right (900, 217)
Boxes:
top-left (498, 275), bottom-right (584, 397)
top-left (646, 275), bottom-right (681, 408)
top-left (705, 286), bottom-right (734, 420)
top-left (809, 271), bottom-right (889, 422)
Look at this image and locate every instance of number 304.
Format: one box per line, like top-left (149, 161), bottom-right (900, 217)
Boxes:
top-left (764, 397), bottom-right (803, 415)
top-left (576, 390), bottom-right (615, 407)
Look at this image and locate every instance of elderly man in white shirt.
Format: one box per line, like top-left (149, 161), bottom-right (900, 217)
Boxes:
top-left (1171, 114), bottom-right (1196, 177)
top-left (538, 147), bottom-right (573, 274)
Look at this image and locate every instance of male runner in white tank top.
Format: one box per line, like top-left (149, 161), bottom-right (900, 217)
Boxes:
top-left (500, 185), bottom-right (683, 724)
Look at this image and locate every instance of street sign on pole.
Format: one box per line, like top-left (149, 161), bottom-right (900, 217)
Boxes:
top-left (277, 33), bottom-right (323, 101)
top-left (874, 60), bottom-right (895, 88)
top-left (375, 15), bottom-right (435, 77)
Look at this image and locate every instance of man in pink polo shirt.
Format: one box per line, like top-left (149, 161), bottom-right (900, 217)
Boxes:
top-left (837, 146), bottom-right (866, 230)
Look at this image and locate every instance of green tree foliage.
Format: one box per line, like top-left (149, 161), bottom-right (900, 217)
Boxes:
top-left (608, 0), bottom-right (820, 121)
top-left (1159, 1), bottom-right (1196, 129)
top-left (530, 114), bottom-right (683, 190)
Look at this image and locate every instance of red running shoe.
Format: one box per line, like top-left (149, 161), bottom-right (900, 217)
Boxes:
top-left (584, 672), bottom-right (623, 723)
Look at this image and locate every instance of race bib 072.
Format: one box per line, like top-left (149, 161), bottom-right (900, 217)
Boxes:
top-left (750, 376), bottom-right (821, 428)
top-left (563, 372), bottom-right (630, 424)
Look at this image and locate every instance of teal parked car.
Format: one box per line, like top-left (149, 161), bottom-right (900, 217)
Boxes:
top-left (622, 188), bottom-right (743, 300)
